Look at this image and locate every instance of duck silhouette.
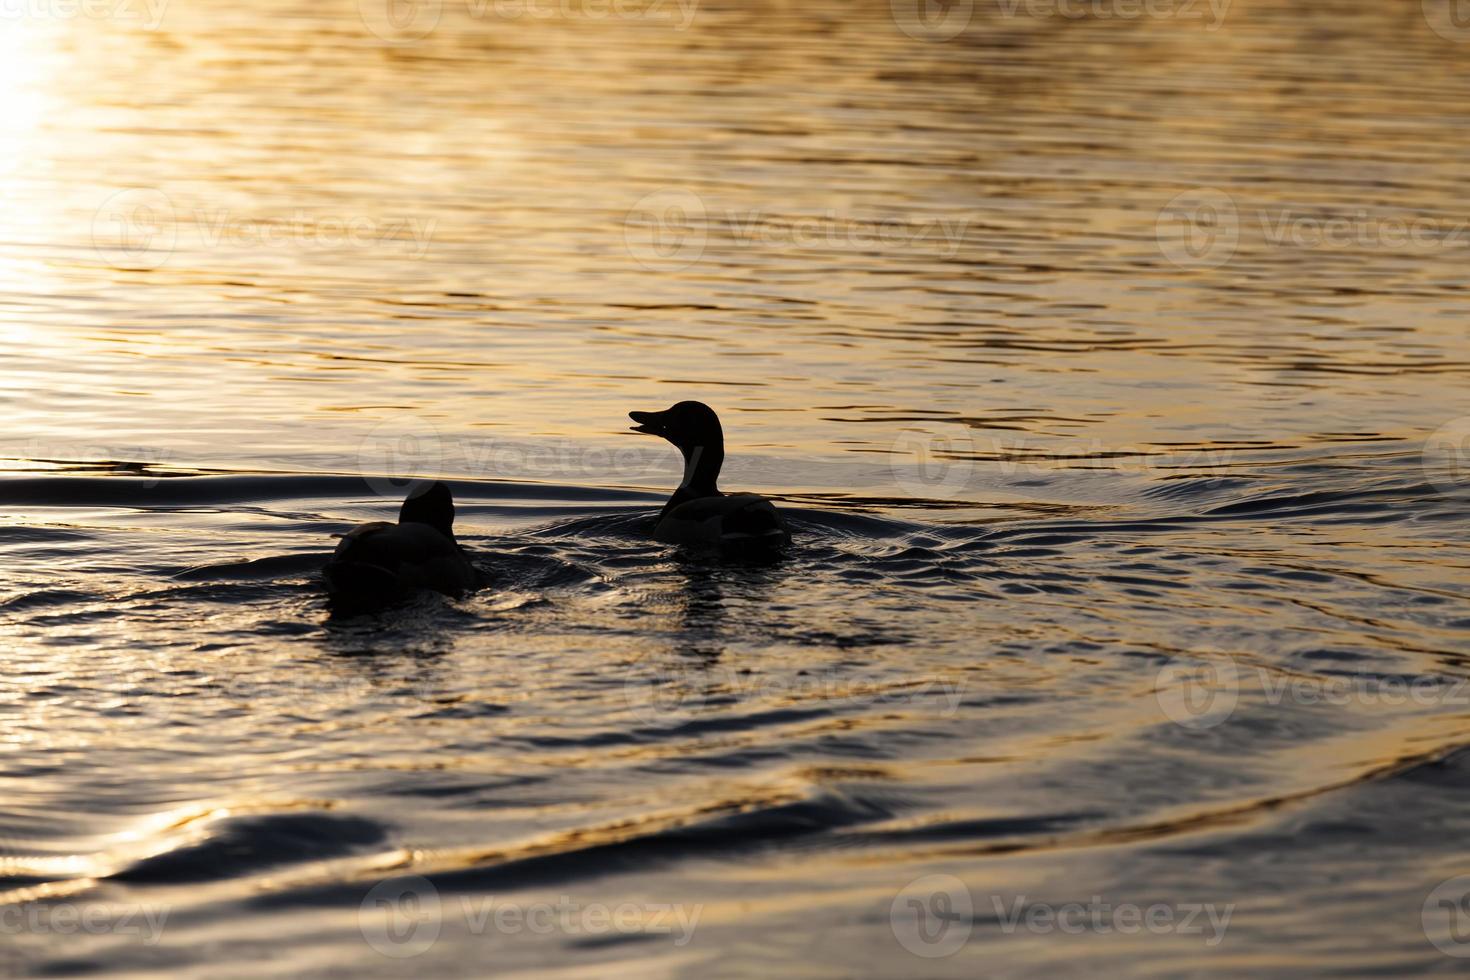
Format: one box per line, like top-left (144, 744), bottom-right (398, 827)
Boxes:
top-left (628, 400), bottom-right (790, 551)
top-left (322, 481), bottom-right (481, 610)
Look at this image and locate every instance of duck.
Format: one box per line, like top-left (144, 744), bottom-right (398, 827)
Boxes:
top-left (628, 400), bottom-right (790, 551)
top-left (322, 481), bottom-right (481, 609)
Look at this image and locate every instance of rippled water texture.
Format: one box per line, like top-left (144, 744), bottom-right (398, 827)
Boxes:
top-left (2, 0), bottom-right (1470, 976)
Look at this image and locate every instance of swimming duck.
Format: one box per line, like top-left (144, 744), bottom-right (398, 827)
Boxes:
top-left (628, 400), bottom-right (790, 550)
top-left (322, 481), bottom-right (480, 609)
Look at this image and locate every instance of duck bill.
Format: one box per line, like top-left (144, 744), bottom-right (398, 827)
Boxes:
top-left (628, 410), bottom-right (668, 436)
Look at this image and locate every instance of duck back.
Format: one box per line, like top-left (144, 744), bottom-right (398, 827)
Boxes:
top-left (655, 493), bottom-right (790, 550)
top-left (323, 520), bottom-right (479, 608)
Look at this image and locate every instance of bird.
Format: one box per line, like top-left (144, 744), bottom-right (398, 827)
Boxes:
top-left (322, 481), bottom-right (481, 610)
top-left (627, 400), bottom-right (790, 551)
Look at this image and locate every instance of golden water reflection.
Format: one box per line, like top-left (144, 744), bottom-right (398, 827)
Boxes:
top-left (0, 0), bottom-right (1463, 493)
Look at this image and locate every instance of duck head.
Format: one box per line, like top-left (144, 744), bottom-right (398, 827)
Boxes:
top-left (629, 400), bottom-right (725, 493)
top-left (398, 480), bottom-right (456, 539)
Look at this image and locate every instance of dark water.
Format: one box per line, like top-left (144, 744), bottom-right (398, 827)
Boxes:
top-left (3, 0), bottom-right (1470, 976)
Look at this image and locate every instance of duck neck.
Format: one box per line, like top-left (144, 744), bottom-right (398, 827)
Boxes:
top-left (678, 442), bottom-right (723, 496)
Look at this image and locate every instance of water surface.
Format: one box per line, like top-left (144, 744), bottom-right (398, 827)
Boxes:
top-left (3, 0), bottom-right (1470, 975)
